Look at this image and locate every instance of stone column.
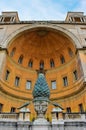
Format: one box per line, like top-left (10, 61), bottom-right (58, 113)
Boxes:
top-left (0, 50), bottom-right (7, 78)
top-left (78, 51), bottom-right (86, 82)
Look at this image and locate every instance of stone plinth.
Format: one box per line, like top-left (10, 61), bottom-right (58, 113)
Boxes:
top-left (52, 108), bottom-right (63, 124)
top-left (17, 121), bottom-right (30, 130)
top-left (32, 125), bottom-right (51, 130)
top-left (32, 118), bottom-right (51, 130)
top-left (19, 107), bottom-right (31, 121)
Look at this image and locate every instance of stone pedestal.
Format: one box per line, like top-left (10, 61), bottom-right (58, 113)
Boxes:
top-left (19, 108), bottom-right (31, 121)
top-left (0, 121), bottom-right (17, 130)
top-left (17, 121), bottom-right (30, 130)
top-left (52, 110), bottom-right (58, 124)
top-left (32, 125), bottom-right (51, 130)
top-left (32, 118), bottom-right (51, 130)
top-left (52, 121), bottom-right (64, 130)
top-left (52, 108), bottom-right (63, 124)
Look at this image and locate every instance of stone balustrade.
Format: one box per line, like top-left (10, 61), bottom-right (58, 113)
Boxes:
top-left (63, 113), bottom-right (86, 120)
top-left (0, 112), bottom-right (85, 130)
top-left (0, 113), bottom-right (19, 121)
top-left (0, 111), bottom-right (31, 121)
top-left (0, 112), bottom-right (86, 121)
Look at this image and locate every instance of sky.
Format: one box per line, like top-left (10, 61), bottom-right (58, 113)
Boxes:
top-left (0, 0), bottom-right (86, 21)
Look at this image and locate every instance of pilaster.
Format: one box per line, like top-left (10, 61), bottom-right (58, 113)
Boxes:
top-left (0, 49), bottom-right (7, 79)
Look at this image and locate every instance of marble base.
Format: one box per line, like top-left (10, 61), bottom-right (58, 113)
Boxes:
top-left (0, 120), bottom-right (85, 130)
top-left (32, 125), bottom-right (51, 130)
top-left (33, 118), bottom-right (49, 124)
top-left (32, 118), bottom-right (51, 130)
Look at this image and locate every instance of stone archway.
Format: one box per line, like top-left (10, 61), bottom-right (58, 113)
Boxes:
top-left (2, 24), bottom-right (81, 49)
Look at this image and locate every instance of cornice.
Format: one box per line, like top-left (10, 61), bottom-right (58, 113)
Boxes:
top-left (0, 47), bottom-right (8, 54)
top-left (0, 21), bottom-right (86, 25)
top-left (50, 78), bottom-right (85, 100)
top-left (0, 80), bottom-right (33, 101)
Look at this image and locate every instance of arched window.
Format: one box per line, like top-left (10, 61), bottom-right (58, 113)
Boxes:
top-left (10, 107), bottom-right (16, 113)
top-left (78, 103), bottom-right (84, 113)
top-left (66, 107), bottom-right (71, 113)
top-left (51, 80), bottom-right (56, 89)
top-left (10, 47), bottom-right (16, 57)
top-left (0, 103), bottom-right (3, 112)
top-left (60, 55), bottom-right (65, 64)
top-left (26, 80), bottom-right (32, 90)
top-left (5, 70), bottom-right (10, 81)
top-left (68, 48), bottom-right (73, 57)
top-left (63, 76), bottom-right (68, 86)
top-left (40, 60), bottom-right (44, 69)
top-left (50, 59), bottom-right (55, 68)
top-left (15, 76), bottom-right (20, 86)
top-left (28, 59), bottom-right (33, 68)
top-left (73, 70), bottom-right (78, 81)
top-left (18, 55), bottom-right (23, 64)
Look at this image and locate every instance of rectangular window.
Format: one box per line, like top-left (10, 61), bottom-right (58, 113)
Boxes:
top-left (26, 80), bottom-right (31, 90)
top-left (15, 76), bottom-right (20, 86)
top-left (0, 103), bottom-right (3, 112)
top-left (66, 107), bottom-right (71, 113)
top-left (51, 80), bottom-right (56, 89)
top-left (5, 70), bottom-right (10, 81)
top-left (73, 70), bottom-right (78, 80)
top-left (79, 103), bottom-right (84, 113)
top-left (10, 107), bottom-right (16, 113)
top-left (63, 76), bottom-right (68, 86)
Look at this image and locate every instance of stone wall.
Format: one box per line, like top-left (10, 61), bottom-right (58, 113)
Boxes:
top-left (0, 120), bottom-right (86, 130)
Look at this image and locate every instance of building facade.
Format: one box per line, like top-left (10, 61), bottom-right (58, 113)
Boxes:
top-left (0, 11), bottom-right (86, 116)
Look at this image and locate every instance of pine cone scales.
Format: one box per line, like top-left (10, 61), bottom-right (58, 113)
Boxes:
top-left (33, 73), bottom-right (50, 99)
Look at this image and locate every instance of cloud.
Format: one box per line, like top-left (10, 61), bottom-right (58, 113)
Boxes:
top-left (74, 0), bottom-right (86, 13)
top-left (0, 0), bottom-right (65, 20)
top-left (0, 0), bottom-right (86, 20)
top-left (26, 0), bottom-right (64, 20)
